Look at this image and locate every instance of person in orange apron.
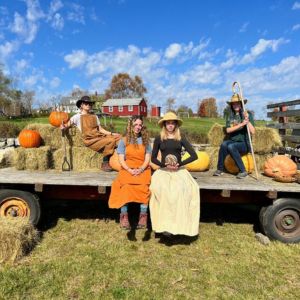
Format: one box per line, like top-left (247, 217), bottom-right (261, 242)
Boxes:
top-left (108, 115), bottom-right (151, 229)
top-left (61, 95), bottom-right (121, 171)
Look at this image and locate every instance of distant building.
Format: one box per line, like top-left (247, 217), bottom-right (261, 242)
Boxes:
top-left (102, 98), bottom-right (147, 117)
top-left (151, 105), bottom-right (161, 117)
top-left (60, 96), bottom-right (78, 113)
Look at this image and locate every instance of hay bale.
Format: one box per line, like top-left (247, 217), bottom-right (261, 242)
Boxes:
top-left (0, 218), bottom-right (39, 264)
top-left (53, 146), bottom-right (104, 171)
top-left (13, 146), bottom-right (51, 170)
top-left (252, 127), bottom-right (282, 154)
top-left (26, 124), bottom-right (83, 149)
top-left (208, 124), bottom-right (282, 154)
top-left (207, 123), bottom-right (227, 147)
top-left (0, 148), bottom-right (15, 168)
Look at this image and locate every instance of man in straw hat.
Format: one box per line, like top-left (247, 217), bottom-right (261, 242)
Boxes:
top-left (213, 93), bottom-right (255, 179)
top-left (61, 95), bottom-right (121, 172)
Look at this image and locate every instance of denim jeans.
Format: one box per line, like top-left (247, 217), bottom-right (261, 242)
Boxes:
top-left (217, 140), bottom-right (249, 173)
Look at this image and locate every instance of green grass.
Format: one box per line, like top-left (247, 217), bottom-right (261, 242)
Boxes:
top-left (0, 202), bottom-right (299, 299)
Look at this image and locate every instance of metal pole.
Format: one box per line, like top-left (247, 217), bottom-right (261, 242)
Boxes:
top-left (232, 81), bottom-right (259, 180)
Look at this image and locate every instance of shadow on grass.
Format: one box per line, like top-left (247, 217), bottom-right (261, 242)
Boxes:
top-left (37, 200), bottom-right (262, 240)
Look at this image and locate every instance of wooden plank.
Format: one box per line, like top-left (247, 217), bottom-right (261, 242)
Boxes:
top-left (266, 190), bottom-right (277, 199)
top-left (267, 99), bottom-right (300, 109)
top-left (221, 190), bottom-right (231, 197)
top-left (267, 109), bottom-right (300, 118)
top-left (34, 183), bottom-right (43, 192)
top-left (281, 135), bottom-right (300, 143)
top-left (267, 123), bottom-right (300, 129)
top-left (98, 186), bottom-right (106, 194)
top-left (275, 147), bottom-right (300, 157)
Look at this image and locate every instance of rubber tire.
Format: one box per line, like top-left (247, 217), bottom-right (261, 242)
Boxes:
top-left (0, 189), bottom-right (41, 225)
top-left (261, 198), bottom-right (300, 243)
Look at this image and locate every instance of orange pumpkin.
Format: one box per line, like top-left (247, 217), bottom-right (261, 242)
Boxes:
top-left (109, 150), bottom-right (121, 171)
top-left (225, 153), bottom-right (254, 174)
top-left (18, 130), bottom-right (41, 148)
top-left (49, 111), bottom-right (69, 127)
top-left (264, 155), bottom-right (297, 177)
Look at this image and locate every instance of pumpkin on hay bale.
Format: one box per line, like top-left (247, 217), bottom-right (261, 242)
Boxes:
top-left (53, 146), bottom-right (103, 171)
top-left (225, 153), bottom-right (254, 174)
top-left (18, 129), bottom-right (41, 148)
top-left (49, 111), bottom-right (69, 127)
top-left (264, 155), bottom-right (297, 178)
top-left (13, 146), bottom-right (51, 170)
top-left (182, 151), bottom-right (210, 171)
top-left (0, 218), bottom-right (39, 264)
top-left (26, 124), bottom-right (83, 149)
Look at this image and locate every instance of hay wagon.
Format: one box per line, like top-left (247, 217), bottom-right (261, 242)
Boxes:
top-left (1, 102), bottom-right (300, 244)
top-left (0, 167), bottom-right (300, 244)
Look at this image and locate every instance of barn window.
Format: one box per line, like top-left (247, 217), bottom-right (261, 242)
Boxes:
top-left (118, 106), bottom-right (123, 112)
top-left (109, 106), bottom-right (113, 112)
top-left (128, 105), bottom-right (133, 111)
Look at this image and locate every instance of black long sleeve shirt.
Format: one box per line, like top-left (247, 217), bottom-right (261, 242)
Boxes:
top-left (151, 136), bottom-right (197, 167)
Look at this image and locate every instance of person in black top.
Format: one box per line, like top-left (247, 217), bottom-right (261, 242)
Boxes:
top-left (149, 111), bottom-right (200, 239)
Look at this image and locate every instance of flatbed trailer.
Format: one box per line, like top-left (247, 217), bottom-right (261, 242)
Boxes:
top-left (0, 167), bottom-right (299, 243)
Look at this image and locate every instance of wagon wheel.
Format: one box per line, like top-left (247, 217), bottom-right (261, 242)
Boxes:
top-left (260, 198), bottom-right (300, 243)
top-left (0, 189), bottom-right (41, 225)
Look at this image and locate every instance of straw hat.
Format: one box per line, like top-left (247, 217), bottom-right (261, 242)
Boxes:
top-left (227, 93), bottom-right (247, 105)
top-left (158, 111), bottom-right (183, 127)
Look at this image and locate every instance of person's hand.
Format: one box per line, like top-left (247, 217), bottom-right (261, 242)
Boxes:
top-left (127, 168), bottom-right (136, 175)
top-left (60, 123), bottom-right (66, 130)
top-left (166, 163), bottom-right (179, 171)
top-left (243, 111), bottom-right (249, 119)
top-left (112, 133), bottom-right (121, 137)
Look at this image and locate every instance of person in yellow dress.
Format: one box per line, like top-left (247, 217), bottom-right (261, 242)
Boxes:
top-left (109, 115), bottom-right (151, 229)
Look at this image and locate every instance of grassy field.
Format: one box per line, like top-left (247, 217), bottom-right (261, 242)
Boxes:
top-left (0, 201), bottom-right (299, 299)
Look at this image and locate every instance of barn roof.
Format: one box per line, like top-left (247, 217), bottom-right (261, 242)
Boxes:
top-left (102, 98), bottom-right (145, 106)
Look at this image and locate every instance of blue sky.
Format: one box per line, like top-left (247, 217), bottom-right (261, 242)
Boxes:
top-left (1, 0), bottom-right (300, 118)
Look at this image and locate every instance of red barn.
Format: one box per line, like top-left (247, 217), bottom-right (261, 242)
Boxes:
top-left (151, 105), bottom-right (161, 117)
top-left (102, 98), bottom-right (147, 117)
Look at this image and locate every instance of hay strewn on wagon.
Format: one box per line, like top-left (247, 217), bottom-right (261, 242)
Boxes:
top-left (0, 218), bottom-right (39, 264)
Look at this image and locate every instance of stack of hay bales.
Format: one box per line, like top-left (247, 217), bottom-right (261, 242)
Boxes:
top-left (206, 124), bottom-right (282, 171)
top-left (13, 124), bottom-right (104, 171)
top-left (0, 218), bottom-right (39, 264)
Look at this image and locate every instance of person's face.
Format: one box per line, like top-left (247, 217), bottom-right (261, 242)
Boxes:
top-left (81, 102), bottom-right (92, 111)
top-left (232, 102), bottom-right (241, 112)
top-left (132, 119), bottom-right (143, 134)
top-left (165, 120), bottom-right (177, 133)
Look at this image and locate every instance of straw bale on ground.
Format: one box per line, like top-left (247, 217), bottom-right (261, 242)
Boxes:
top-left (205, 146), bottom-right (272, 171)
top-left (26, 124), bottom-right (84, 149)
top-left (207, 124), bottom-right (282, 154)
top-left (0, 218), bottom-right (39, 264)
top-left (13, 146), bottom-right (51, 170)
top-left (53, 146), bottom-right (103, 171)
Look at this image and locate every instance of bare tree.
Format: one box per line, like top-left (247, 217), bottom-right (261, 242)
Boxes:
top-left (21, 90), bottom-right (35, 115)
top-left (165, 97), bottom-right (176, 112)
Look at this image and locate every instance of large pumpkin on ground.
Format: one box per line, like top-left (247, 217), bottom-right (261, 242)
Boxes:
top-left (18, 129), bottom-right (41, 148)
top-left (109, 150), bottom-right (121, 171)
top-left (225, 153), bottom-right (254, 174)
top-left (182, 151), bottom-right (210, 171)
top-left (49, 111), bottom-right (69, 127)
top-left (264, 155), bottom-right (297, 177)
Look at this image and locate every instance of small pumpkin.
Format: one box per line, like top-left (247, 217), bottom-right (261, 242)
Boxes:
top-left (182, 151), bottom-right (210, 172)
top-left (264, 155), bottom-right (297, 177)
top-left (165, 154), bottom-right (178, 166)
top-left (109, 150), bottom-right (121, 171)
top-left (18, 129), bottom-right (41, 148)
top-left (224, 153), bottom-right (254, 174)
top-left (49, 111), bottom-right (69, 127)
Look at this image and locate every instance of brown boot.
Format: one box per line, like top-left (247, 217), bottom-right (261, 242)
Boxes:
top-left (120, 213), bottom-right (130, 230)
top-left (137, 213), bottom-right (147, 229)
top-left (101, 161), bottom-right (113, 172)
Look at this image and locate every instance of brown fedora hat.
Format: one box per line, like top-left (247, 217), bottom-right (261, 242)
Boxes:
top-left (76, 95), bottom-right (95, 108)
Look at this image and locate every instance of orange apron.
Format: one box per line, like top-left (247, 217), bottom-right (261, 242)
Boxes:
top-left (109, 143), bottom-right (151, 209)
top-left (80, 114), bottom-right (118, 157)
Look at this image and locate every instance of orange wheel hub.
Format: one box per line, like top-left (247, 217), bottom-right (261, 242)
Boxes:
top-left (0, 197), bottom-right (30, 218)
